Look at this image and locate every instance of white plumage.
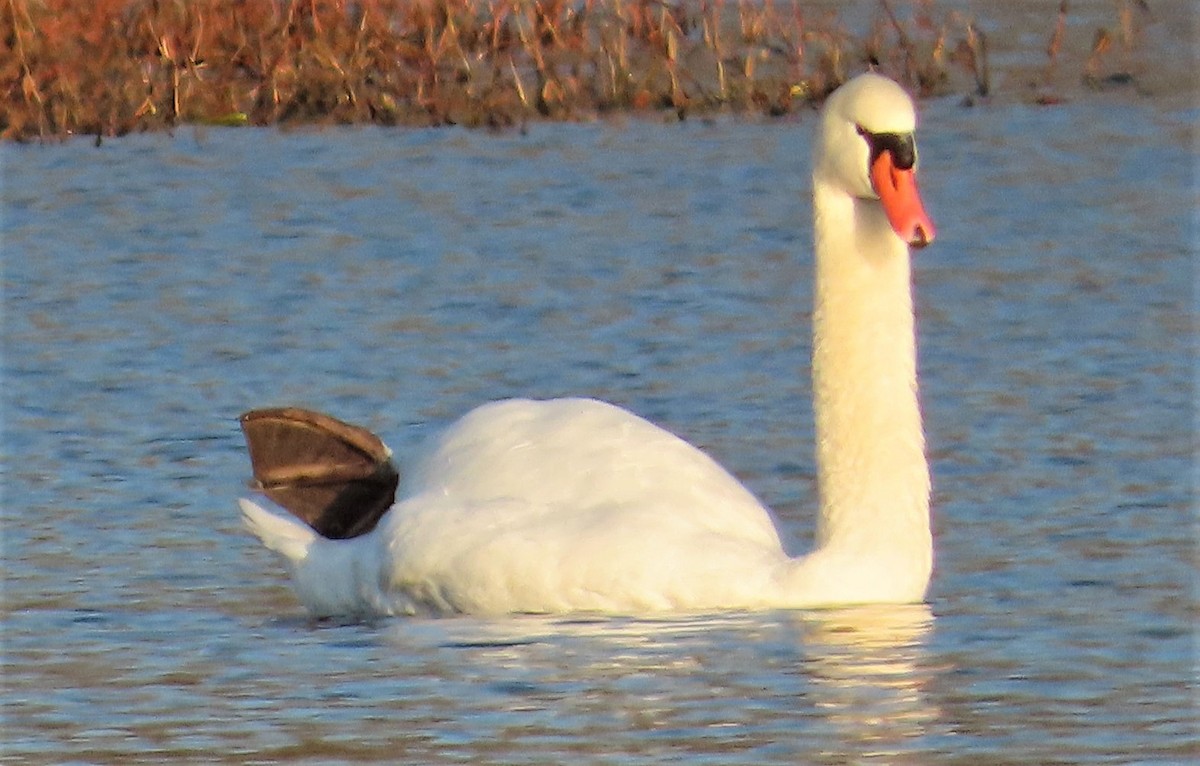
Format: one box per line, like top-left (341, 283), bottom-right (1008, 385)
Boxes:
top-left (240, 73), bottom-right (937, 617)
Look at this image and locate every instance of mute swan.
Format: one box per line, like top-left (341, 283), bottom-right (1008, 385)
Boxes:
top-left (238, 72), bottom-right (936, 617)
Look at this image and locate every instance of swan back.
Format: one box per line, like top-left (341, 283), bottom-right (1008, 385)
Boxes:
top-left (404, 398), bottom-right (783, 551)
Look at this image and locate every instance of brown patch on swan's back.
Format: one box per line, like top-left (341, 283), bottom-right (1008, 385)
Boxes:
top-left (240, 407), bottom-right (399, 539)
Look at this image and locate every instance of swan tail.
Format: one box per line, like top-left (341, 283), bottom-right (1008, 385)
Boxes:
top-left (239, 497), bottom-right (317, 564)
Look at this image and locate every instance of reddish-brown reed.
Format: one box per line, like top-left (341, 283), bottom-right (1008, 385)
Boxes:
top-left (0, 0), bottom-right (1152, 141)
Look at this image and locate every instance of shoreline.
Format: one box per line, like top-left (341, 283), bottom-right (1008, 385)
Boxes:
top-left (3, 0), bottom-right (1194, 142)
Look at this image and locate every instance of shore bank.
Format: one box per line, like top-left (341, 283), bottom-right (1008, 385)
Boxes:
top-left (2, 0), bottom-right (1191, 141)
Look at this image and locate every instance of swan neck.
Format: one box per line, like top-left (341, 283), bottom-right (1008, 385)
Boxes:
top-left (810, 181), bottom-right (931, 558)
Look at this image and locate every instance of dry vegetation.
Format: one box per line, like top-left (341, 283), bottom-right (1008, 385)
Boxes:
top-left (0, 0), bottom-right (1156, 141)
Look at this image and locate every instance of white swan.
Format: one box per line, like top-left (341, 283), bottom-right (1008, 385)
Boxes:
top-left (238, 72), bottom-right (937, 617)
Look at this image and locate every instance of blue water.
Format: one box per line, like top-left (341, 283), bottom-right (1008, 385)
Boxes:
top-left (2, 92), bottom-right (1195, 762)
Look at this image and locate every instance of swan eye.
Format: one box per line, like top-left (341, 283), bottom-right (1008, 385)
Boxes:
top-left (856, 126), bottom-right (918, 171)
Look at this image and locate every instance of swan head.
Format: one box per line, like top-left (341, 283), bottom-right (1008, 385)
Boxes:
top-left (815, 73), bottom-right (935, 248)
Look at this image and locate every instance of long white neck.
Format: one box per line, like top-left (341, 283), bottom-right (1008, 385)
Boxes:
top-left (810, 180), bottom-right (931, 563)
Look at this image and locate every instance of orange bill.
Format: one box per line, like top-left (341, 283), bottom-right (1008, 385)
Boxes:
top-left (870, 151), bottom-right (936, 248)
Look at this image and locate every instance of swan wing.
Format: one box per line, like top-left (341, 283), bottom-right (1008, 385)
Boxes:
top-left (404, 398), bottom-right (783, 551)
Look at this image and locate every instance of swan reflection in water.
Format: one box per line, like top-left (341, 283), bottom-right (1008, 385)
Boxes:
top-left (374, 604), bottom-right (937, 759)
top-left (790, 604), bottom-right (938, 753)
